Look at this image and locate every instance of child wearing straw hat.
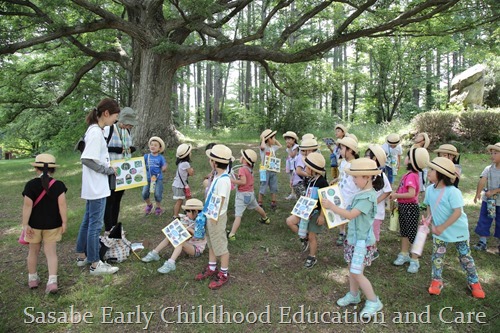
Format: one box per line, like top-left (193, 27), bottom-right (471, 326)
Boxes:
top-left (286, 152), bottom-right (329, 268)
top-left (424, 157), bottom-right (485, 298)
top-left (258, 129), bottom-right (282, 210)
top-left (142, 136), bottom-right (167, 216)
top-left (381, 133), bottom-right (403, 184)
top-left (412, 132), bottom-right (431, 195)
top-left (434, 144), bottom-right (461, 188)
top-left (22, 154), bottom-right (67, 294)
top-left (141, 198), bottom-right (207, 274)
top-left (327, 124), bottom-right (347, 180)
top-left (228, 149), bottom-right (270, 241)
top-left (321, 158), bottom-right (385, 319)
top-left (172, 143), bottom-right (194, 219)
top-left (195, 144), bottom-right (234, 289)
top-left (291, 138), bottom-right (320, 202)
top-left (283, 131), bottom-right (299, 200)
top-left (472, 142), bottom-right (500, 253)
top-left (390, 147), bottom-right (429, 273)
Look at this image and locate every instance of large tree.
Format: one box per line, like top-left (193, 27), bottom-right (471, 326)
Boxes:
top-left (0, 0), bottom-right (496, 148)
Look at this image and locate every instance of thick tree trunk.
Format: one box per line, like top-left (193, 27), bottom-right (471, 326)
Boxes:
top-left (132, 49), bottom-right (178, 150)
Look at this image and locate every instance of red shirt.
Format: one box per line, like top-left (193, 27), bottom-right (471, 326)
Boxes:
top-left (237, 166), bottom-right (254, 192)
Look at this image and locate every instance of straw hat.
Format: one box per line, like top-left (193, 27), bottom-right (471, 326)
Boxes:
top-left (346, 158), bottom-right (382, 176)
top-left (176, 143), bottom-right (192, 159)
top-left (336, 137), bottom-right (359, 153)
top-left (31, 154), bottom-right (59, 168)
top-left (414, 132), bottom-right (430, 149)
top-left (299, 138), bottom-right (319, 151)
top-left (303, 152), bottom-right (325, 174)
top-left (282, 131), bottom-right (299, 142)
top-left (206, 144), bottom-right (234, 163)
top-left (118, 107), bottom-right (138, 126)
top-left (386, 133), bottom-right (401, 145)
top-left (408, 147), bottom-right (430, 172)
top-left (241, 149), bottom-right (257, 166)
top-left (346, 133), bottom-right (358, 143)
top-left (148, 136), bottom-right (165, 153)
top-left (427, 157), bottom-right (457, 181)
top-left (261, 129), bottom-right (277, 141)
top-left (302, 133), bottom-right (316, 141)
top-left (367, 144), bottom-right (387, 167)
top-left (487, 142), bottom-right (500, 153)
top-left (335, 124), bottom-right (347, 134)
top-left (181, 198), bottom-right (204, 211)
top-left (434, 144), bottom-right (459, 157)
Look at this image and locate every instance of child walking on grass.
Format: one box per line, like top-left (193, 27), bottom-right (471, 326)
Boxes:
top-left (327, 124), bottom-right (347, 180)
top-left (22, 154), bottom-right (67, 294)
top-left (141, 198), bottom-right (206, 274)
top-left (283, 131), bottom-right (299, 200)
top-left (321, 158), bottom-right (385, 319)
top-left (434, 144), bottom-right (461, 188)
top-left (143, 136), bottom-right (167, 216)
top-left (424, 157), bottom-right (485, 298)
top-left (258, 129), bottom-right (282, 210)
top-left (172, 143), bottom-right (194, 219)
top-left (389, 147), bottom-right (429, 274)
top-left (228, 149), bottom-right (270, 241)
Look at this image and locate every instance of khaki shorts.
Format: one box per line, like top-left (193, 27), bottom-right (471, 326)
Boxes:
top-left (206, 213), bottom-right (228, 257)
top-left (25, 227), bottom-right (62, 244)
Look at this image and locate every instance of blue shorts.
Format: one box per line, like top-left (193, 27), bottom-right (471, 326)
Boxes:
top-left (259, 171), bottom-right (278, 195)
top-left (384, 165), bottom-right (394, 184)
top-left (474, 201), bottom-right (500, 238)
top-left (142, 179), bottom-right (164, 203)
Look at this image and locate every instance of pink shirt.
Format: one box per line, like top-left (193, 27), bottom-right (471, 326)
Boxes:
top-left (237, 166), bottom-right (254, 192)
top-left (396, 172), bottom-right (420, 204)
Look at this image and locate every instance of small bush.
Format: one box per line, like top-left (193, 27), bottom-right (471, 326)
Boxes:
top-left (412, 111), bottom-right (458, 146)
top-left (458, 110), bottom-right (500, 143)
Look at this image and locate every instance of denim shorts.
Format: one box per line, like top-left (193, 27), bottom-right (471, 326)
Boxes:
top-left (142, 179), bottom-right (164, 202)
top-left (235, 191), bottom-right (259, 217)
top-left (259, 171), bottom-right (278, 195)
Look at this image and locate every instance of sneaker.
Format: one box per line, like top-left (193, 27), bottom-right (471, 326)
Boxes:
top-left (469, 282), bottom-right (486, 299)
top-left (155, 207), bottom-right (163, 216)
top-left (28, 278), bottom-right (40, 289)
top-left (372, 250), bottom-right (380, 261)
top-left (473, 241), bottom-right (487, 251)
top-left (144, 204), bottom-right (153, 215)
top-left (393, 253), bottom-right (411, 266)
top-left (76, 257), bottom-right (89, 267)
top-left (336, 233), bottom-right (346, 246)
top-left (141, 251), bottom-right (160, 263)
top-left (407, 259), bottom-right (420, 273)
top-left (428, 279), bottom-right (443, 295)
top-left (270, 202), bottom-right (277, 210)
top-left (360, 297), bottom-right (383, 319)
top-left (337, 291), bottom-right (361, 307)
top-left (259, 217), bottom-right (271, 225)
top-left (90, 261), bottom-right (119, 275)
top-left (45, 282), bottom-right (58, 294)
top-left (195, 266), bottom-right (219, 281)
top-left (208, 271), bottom-right (229, 290)
top-left (285, 194), bottom-right (296, 200)
top-left (304, 256), bottom-right (317, 269)
top-left (301, 238), bottom-right (309, 253)
top-left (158, 261), bottom-right (176, 274)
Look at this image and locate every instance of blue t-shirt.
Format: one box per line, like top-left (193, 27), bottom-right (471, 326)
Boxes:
top-left (144, 153), bottom-right (166, 181)
top-left (424, 185), bottom-right (469, 243)
top-left (346, 189), bottom-right (377, 246)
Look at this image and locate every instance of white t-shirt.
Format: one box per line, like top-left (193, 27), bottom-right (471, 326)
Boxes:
top-left (81, 124), bottom-right (111, 200)
top-left (375, 173), bottom-right (392, 220)
top-left (207, 173), bottom-right (231, 217)
top-left (338, 159), bottom-right (359, 207)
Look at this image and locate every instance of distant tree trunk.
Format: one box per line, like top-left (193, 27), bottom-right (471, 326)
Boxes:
top-left (171, 73), bottom-right (179, 125)
top-left (205, 62), bottom-right (213, 129)
top-left (213, 63), bottom-right (222, 125)
top-left (425, 50), bottom-right (434, 110)
top-left (196, 62), bottom-right (202, 128)
top-left (412, 59), bottom-right (421, 107)
top-left (343, 44), bottom-right (349, 121)
top-left (186, 65), bottom-right (191, 126)
top-left (178, 70), bottom-right (185, 126)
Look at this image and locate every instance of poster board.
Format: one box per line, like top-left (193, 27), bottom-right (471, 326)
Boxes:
top-left (291, 196), bottom-right (318, 220)
top-left (111, 157), bottom-right (148, 191)
top-left (318, 184), bottom-right (349, 229)
top-left (162, 218), bottom-right (192, 248)
top-left (205, 194), bottom-right (222, 221)
top-left (264, 156), bottom-right (281, 173)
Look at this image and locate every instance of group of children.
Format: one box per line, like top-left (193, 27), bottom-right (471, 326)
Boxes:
top-left (20, 120), bottom-right (499, 314)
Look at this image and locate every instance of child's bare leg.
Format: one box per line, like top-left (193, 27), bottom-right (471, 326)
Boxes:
top-left (308, 232), bottom-right (318, 256)
top-left (170, 245), bottom-right (187, 261)
top-left (286, 215), bottom-right (300, 233)
top-left (255, 206), bottom-right (268, 219)
top-left (229, 216), bottom-right (242, 237)
top-left (173, 199), bottom-right (183, 217)
top-left (44, 242), bottom-right (58, 276)
top-left (154, 238), bottom-right (170, 253)
top-left (27, 243), bottom-right (41, 274)
top-left (401, 237), bottom-right (410, 253)
top-left (352, 272), bottom-right (376, 301)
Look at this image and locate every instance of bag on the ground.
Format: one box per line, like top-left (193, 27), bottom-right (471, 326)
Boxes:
top-left (99, 223), bottom-right (130, 263)
top-left (389, 206), bottom-right (399, 232)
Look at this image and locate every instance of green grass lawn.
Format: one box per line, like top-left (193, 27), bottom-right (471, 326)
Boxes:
top-left (0, 136), bottom-right (499, 333)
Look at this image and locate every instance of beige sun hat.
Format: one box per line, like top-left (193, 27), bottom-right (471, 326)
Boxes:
top-left (434, 144), bottom-right (459, 157)
top-left (427, 157), bottom-right (457, 181)
top-left (176, 143), bottom-right (192, 159)
top-left (241, 149), bottom-right (258, 166)
top-left (299, 138), bottom-right (319, 151)
top-left (408, 147), bottom-right (430, 172)
top-left (181, 198), bottom-right (204, 211)
top-left (302, 152), bottom-right (326, 175)
top-left (148, 136), bottom-right (165, 153)
top-left (367, 144), bottom-right (387, 167)
top-left (346, 133), bottom-right (358, 143)
top-left (346, 158), bottom-right (382, 176)
top-left (337, 137), bottom-right (359, 153)
top-left (31, 154), bottom-right (59, 168)
top-left (302, 133), bottom-right (316, 141)
top-left (487, 142), bottom-right (500, 153)
top-left (282, 131), bottom-right (299, 142)
top-left (335, 124), bottom-right (348, 134)
top-left (206, 144), bottom-right (234, 163)
top-left (386, 133), bottom-right (401, 145)
top-left (261, 129), bottom-right (277, 141)
top-left (414, 132), bottom-right (430, 149)
top-left (118, 107), bottom-right (138, 126)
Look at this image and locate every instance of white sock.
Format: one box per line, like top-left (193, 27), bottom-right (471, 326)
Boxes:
top-left (28, 273), bottom-right (38, 281)
top-left (209, 262), bottom-right (217, 271)
top-left (48, 275), bottom-right (58, 284)
top-left (168, 259), bottom-right (175, 264)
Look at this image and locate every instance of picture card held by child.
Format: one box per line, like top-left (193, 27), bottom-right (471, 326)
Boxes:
top-left (162, 218), bottom-right (192, 248)
top-left (323, 137), bottom-right (335, 146)
top-left (205, 193), bottom-right (223, 221)
top-left (318, 185), bottom-right (349, 229)
top-left (291, 196), bottom-right (318, 220)
top-left (264, 156), bottom-right (281, 173)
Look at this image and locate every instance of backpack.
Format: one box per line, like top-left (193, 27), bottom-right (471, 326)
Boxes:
top-left (99, 223), bottom-right (131, 263)
top-left (75, 125), bottom-right (115, 153)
